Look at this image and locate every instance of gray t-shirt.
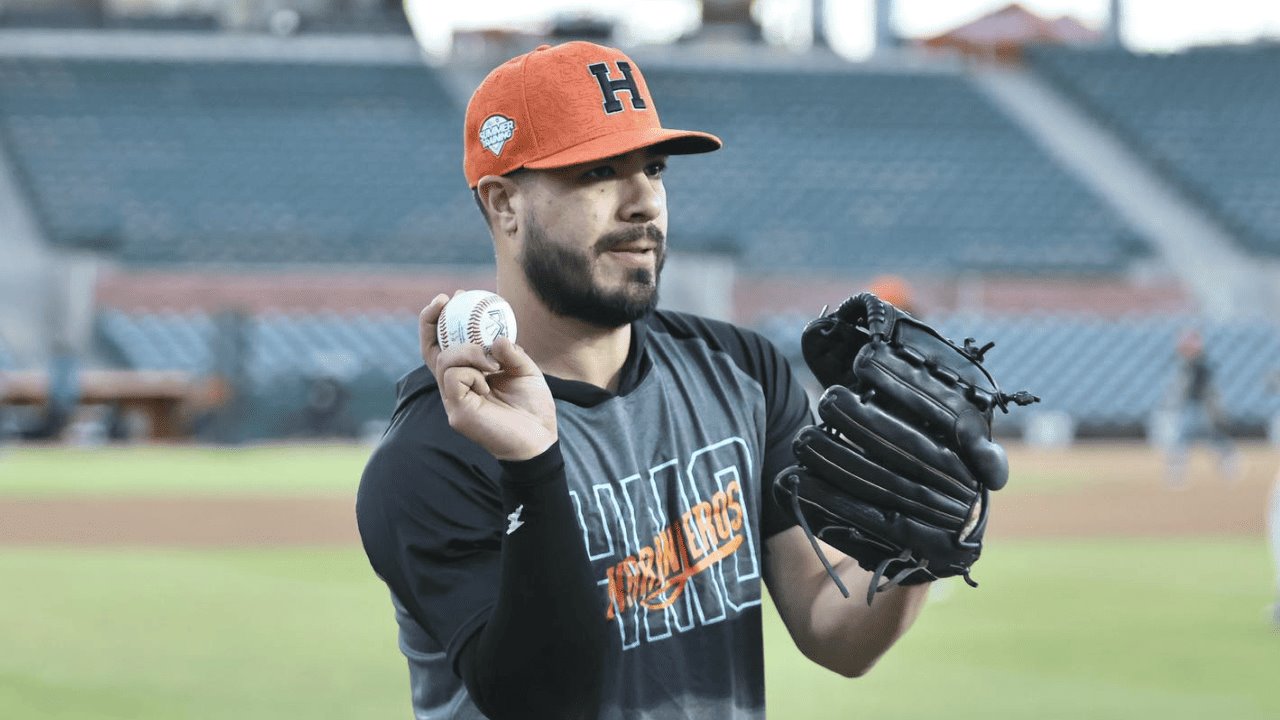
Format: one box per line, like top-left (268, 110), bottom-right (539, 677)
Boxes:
top-left (358, 310), bottom-right (812, 719)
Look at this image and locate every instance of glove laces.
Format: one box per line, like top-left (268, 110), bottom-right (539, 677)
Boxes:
top-left (867, 553), bottom-right (979, 606)
top-left (869, 551), bottom-right (924, 605)
top-left (961, 338), bottom-right (996, 362)
top-left (782, 473), bottom-right (851, 599)
top-left (995, 390), bottom-right (1041, 413)
top-left (962, 337), bottom-right (1041, 413)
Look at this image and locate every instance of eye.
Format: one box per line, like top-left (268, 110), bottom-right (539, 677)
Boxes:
top-left (583, 165), bottom-right (616, 180)
top-left (645, 160), bottom-right (667, 178)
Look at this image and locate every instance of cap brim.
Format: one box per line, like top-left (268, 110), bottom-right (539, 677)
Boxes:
top-left (523, 127), bottom-right (722, 171)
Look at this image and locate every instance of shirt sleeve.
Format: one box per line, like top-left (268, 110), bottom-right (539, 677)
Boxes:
top-left (356, 390), bottom-right (608, 720)
top-left (745, 330), bottom-right (814, 538)
top-left (355, 394), bottom-right (505, 664)
top-left (679, 315), bottom-right (814, 539)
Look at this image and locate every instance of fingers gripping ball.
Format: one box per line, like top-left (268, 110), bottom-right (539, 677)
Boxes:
top-left (437, 291), bottom-right (518, 353)
top-left (775, 292), bottom-right (1039, 604)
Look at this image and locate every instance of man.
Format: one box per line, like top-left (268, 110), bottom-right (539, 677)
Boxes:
top-left (1163, 329), bottom-right (1238, 488)
top-left (357, 42), bottom-right (929, 720)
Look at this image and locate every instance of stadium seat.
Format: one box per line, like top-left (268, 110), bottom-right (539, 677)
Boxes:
top-left (0, 58), bottom-right (488, 264)
top-left (648, 66), bottom-right (1144, 273)
top-left (1029, 45), bottom-right (1280, 256)
top-left (0, 57), bottom-right (1145, 273)
top-left (97, 309), bottom-right (1280, 438)
top-left (758, 311), bottom-right (1280, 434)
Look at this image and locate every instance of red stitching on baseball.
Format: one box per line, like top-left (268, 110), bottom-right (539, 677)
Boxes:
top-left (468, 296), bottom-right (496, 345)
top-left (437, 304), bottom-right (452, 349)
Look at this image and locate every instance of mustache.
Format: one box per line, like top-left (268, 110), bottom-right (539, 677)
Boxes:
top-left (594, 224), bottom-right (665, 253)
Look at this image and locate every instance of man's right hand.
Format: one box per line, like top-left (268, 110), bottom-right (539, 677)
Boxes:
top-left (420, 293), bottom-right (558, 462)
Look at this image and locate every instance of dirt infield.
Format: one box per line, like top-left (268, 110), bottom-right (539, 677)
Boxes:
top-left (0, 496), bottom-right (359, 546)
top-left (0, 444), bottom-right (1275, 546)
top-left (991, 443), bottom-right (1274, 538)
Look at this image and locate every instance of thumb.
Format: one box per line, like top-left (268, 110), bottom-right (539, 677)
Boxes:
top-left (490, 337), bottom-right (540, 377)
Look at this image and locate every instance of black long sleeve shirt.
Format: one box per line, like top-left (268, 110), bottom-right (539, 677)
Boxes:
top-left (356, 310), bottom-right (812, 720)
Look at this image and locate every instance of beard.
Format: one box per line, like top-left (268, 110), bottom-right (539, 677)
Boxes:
top-left (520, 220), bottom-right (666, 329)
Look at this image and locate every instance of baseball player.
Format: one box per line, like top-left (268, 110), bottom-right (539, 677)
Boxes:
top-left (357, 42), bottom-right (988, 719)
top-left (1163, 329), bottom-right (1238, 488)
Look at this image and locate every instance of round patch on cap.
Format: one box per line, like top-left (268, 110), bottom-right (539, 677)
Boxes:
top-left (479, 114), bottom-right (516, 157)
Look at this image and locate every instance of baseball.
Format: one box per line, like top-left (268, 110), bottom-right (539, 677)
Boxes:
top-left (436, 290), bottom-right (518, 352)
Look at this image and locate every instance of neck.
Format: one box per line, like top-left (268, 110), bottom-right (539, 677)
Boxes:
top-left (498, 276), bottom-right (633, 392)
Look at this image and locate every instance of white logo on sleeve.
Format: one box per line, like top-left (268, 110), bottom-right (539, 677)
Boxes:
top-left (506, 505), bottom-right (525, 535)
top-left (479, 114), bottom-right (516, 157)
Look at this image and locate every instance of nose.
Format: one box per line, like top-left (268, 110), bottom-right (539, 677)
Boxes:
top-left (617, 170), bottom-right (663, 225)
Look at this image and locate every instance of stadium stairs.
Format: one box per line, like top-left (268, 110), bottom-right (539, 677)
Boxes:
top-left (970, 63), bottom-right (1276, 320)
top-left (0, 127), bottom-right (54, 367)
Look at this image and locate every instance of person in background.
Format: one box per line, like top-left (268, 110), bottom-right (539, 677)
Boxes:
top-left (866, 274), bottom-right (918, 317)
top-left (1163, 329), bottom-right (1238, 488)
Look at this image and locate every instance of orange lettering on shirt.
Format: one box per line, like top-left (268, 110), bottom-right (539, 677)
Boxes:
top-left (601, 506), bottom-right (745, 621)
top-left (711, 491), bottom-right (731, 541)
top-left (656, 525), bottom-right (681, 579)
top-left (682, 510), bottom-right (705, 559)
top-left (693, 501), bottom-right (717, 551)
top-left (726, 480), bottom-right (744, 531)
top-left (637, 547), bottom-right (657, 597)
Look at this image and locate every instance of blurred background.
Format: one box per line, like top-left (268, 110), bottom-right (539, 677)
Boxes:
top-left (0, 1), bottom-right (1278, 718)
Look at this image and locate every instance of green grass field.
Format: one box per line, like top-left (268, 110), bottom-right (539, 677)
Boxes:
top-left (2, 542), bottom-right (1274, 719)
top-left (764, 538), bottom-right (1279, 719)
top-left (0, 548), bottom-right (405, 719)
top-left (1, 446), bottom-right (1277, 719)
top-left (0, 444), bottom-right (1091, 497)
top-left (0, 446), bottom-right (369, 497)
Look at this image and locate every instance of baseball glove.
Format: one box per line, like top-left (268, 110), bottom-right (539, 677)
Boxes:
top-left (774, 293), bottom-right (1038, 604)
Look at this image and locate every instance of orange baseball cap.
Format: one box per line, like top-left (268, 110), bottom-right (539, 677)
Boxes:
top-left (463, 41), bottom-right (722, 188)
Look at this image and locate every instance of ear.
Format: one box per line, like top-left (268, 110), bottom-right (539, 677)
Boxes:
top-left (476, 175), bottom-right (522, 237)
